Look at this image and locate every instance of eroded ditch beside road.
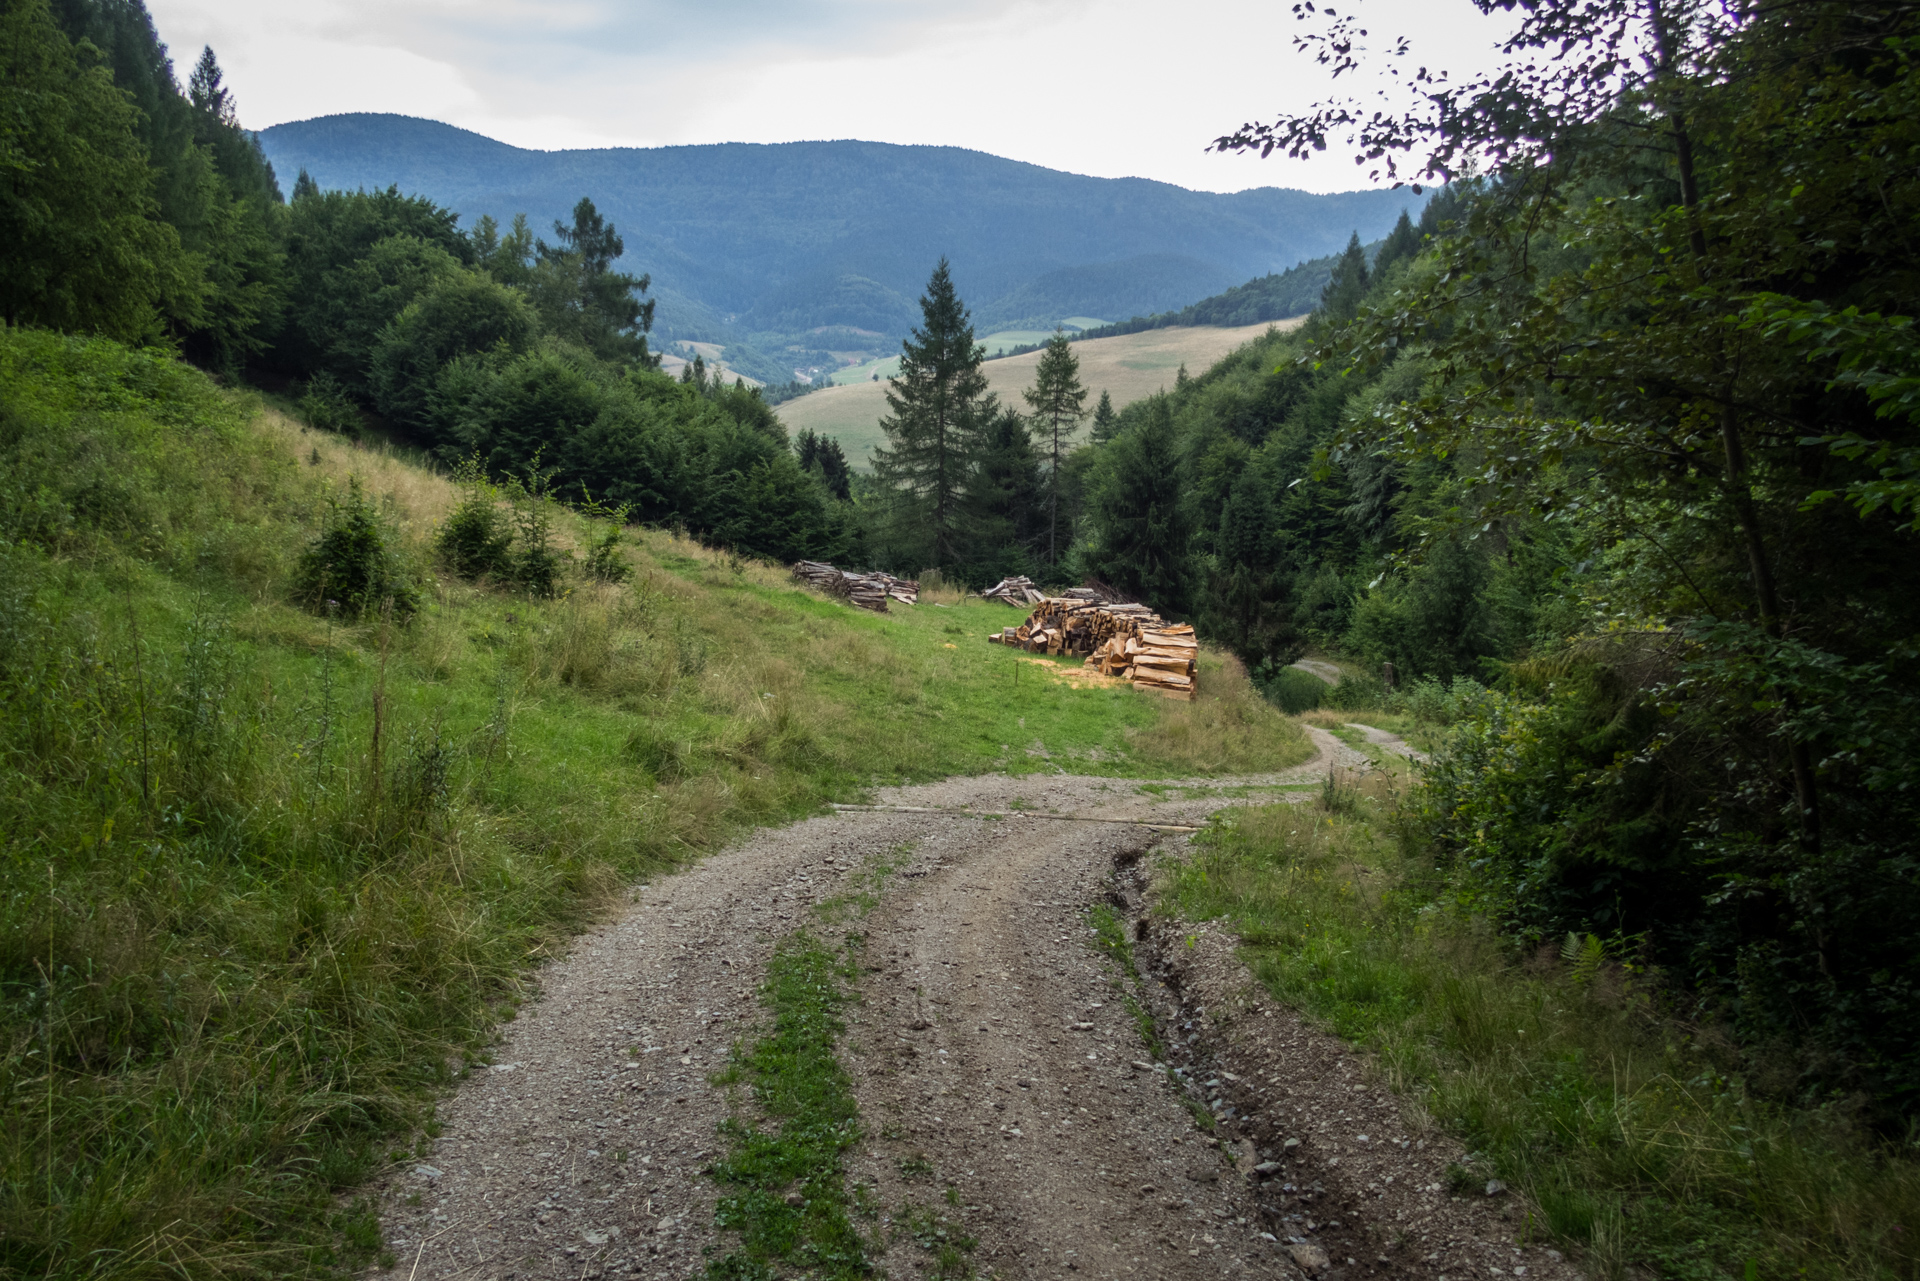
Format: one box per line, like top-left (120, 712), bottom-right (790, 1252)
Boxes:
top-left (368, 735), bottom-right (1582, 1281)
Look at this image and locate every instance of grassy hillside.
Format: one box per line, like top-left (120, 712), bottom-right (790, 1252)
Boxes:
top-left (0, 328), bottom-right (1308, 1280)
top-left (779, 319), bottom-right (1294, 468)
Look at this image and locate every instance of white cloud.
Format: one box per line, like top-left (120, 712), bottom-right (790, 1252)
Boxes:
top-left (149, 0), bottom-right (1506, 191)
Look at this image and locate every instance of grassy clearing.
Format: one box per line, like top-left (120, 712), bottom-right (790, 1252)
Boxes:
top-left (776, 321), bottom-right (1286, 470)
top-left (1158, 773), bottom-right (1920, 1281)
top-left (0, 330), bottom-right (1302, 1281)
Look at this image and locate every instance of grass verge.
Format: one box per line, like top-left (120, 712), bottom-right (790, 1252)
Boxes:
top-left (1159, 774), bottom-right (1920, 1281)
top-left (706, 932), bottom-right (872, 1279)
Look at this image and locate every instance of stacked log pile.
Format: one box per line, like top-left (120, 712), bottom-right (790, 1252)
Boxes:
top-left (1095, 623), bottom-right (1199, 698)
top-left (987, 597), bottom-right (1199, 699)
top-left (982, 576), bottom-right (1046, 605)
top-left (791, 561), bottom-right (918, 612)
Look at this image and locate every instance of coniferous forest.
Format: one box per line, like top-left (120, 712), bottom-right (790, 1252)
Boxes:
top-left (4, 0), bottom-right (1920, 1274)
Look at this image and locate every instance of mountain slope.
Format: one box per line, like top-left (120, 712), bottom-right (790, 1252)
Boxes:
top-left (258, 115), bottom-right (1423, 347)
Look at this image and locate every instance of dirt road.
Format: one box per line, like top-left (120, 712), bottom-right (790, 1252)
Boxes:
top-left (371, 733), bottom-right (1577, 1281)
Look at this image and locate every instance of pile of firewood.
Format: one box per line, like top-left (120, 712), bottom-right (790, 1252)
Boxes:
top-left (791, 561), bottom-right (918, 612)
top-left (982, 576), bottom-right (1046, 605)
top-left (987, 597), bottom-right (1199, 699)
top-left (1089, 622), bottom-right (1198, 698)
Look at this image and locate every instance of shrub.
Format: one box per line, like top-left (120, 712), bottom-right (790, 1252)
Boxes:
top-left (579, 490), bottom-right (634, 585)
top-left (504, 465), bottom-right (567, 599)
top-left (1396, 675), bottom-right (1495, 727)
top-left (1322, 673), bottom-right (1385, 710)
top-left (436, 457), bottom-right (515, 580)
top-left (1260, 663), bottom-right (1328, 713)
top-left (297, 371), bottom-right (361, 436)
top-left (292, 477), bottom-right (419, 619)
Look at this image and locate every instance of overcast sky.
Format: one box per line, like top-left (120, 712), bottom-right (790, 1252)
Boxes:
top-left (146, 0), bottom-right (1507, 194)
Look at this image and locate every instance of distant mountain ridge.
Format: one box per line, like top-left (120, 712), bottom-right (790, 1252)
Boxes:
top-left (258, 114), bottom-right (1423, 376)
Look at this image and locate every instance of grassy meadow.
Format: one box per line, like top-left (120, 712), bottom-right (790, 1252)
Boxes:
top-left (0, 327), bottom-right (1307, 1281)
top-left (779, 320), bottom-right (1292, 469)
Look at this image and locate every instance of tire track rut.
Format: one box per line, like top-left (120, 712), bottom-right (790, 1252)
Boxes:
top-left (369, 730), bottom-right (1570, 1281)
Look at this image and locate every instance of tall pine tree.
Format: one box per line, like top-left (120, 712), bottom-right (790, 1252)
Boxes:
top-left (1319, 232), bottom-right (1371, 323)
top-left (532, 197), bottom-right (655, 366)
top-left (1022, 331), bottom-right (1088, 565)
top-left (873, 258), bottom-right (992, 570)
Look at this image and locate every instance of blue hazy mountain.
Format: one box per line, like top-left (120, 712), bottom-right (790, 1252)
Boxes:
top-left (259, 114), bottom-right (1424, 380)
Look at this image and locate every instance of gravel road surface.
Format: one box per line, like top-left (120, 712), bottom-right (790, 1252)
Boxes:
top-left (370, 729), bottom-right (1578, 1281)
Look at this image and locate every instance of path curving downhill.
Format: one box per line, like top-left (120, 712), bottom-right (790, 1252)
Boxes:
top-left (369, 728), bottom-right (1575, 1281)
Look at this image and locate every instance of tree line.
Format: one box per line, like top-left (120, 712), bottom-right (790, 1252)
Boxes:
top-left (1185, 0), bottom-right (1916, 1114)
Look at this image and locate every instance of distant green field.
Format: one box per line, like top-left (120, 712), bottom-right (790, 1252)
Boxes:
top-left (979, 329), bottom-right (1061, 356)
top-left (777, 319), bottom-right (1295, 469)
top-left (829, 354), bottom-right (900, 386)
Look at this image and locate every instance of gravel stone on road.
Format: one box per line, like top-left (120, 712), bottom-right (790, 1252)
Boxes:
top-left (368, 728), bottom-right (1576, 1281)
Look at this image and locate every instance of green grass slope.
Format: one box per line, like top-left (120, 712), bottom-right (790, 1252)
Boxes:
top-left (0, 328), bottom-right (1307, 1280)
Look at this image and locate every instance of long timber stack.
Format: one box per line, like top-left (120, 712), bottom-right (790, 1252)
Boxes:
top-left (791, 561), bottom-right (918, 612)
top-left (987, 596), bottom-right (1200, 700)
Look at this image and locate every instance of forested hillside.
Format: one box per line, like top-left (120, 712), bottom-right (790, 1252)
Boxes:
top-left (1061, 0), bottom-right (1920, 1125)
top-left (258, 113), bottom-right (1426, 379)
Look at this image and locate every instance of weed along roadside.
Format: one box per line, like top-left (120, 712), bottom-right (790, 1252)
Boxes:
top-left (703, 845), bottom-right (913, 1277)
top-left (1149, 769), bottom-right (1920, 1280)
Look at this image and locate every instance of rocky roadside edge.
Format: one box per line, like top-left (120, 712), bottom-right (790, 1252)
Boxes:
top-left (1104, 836), bottom-right (1588, 1281)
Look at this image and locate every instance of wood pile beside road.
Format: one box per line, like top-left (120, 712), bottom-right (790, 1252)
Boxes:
top-left (791, 561), bottom-right (918, 612)
top-left (987, 597), bottom-right (1200, 700)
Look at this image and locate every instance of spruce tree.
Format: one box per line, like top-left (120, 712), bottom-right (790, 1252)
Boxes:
top-left (1022, 331), bottom-right (1089, 565)
top-left (187, 46), bottom-right (235, 125)
top-left (965, 405), bottom-right (1044, 577)
top-left (872, 258), bottom-right (992, 569)
top-left (1372, 209), bottom-right (1422, 277)
top-left (1080, 396), bottom-right (1190, 611)
top-left (795, 429), bottom-right (852, 501)
top-left (1089, 389), bottom-right (1118, 445)
top-left (1320, 232), bottom-right (1371, 322)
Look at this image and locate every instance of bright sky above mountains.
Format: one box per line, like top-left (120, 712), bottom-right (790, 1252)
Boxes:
top-left (150, 0), bottom-right (1503, 194)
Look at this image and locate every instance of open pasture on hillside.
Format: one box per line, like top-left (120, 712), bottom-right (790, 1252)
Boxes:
top-left (658, 340), bottom-right (764, 387)
top-left (778, 319), bottom-right (1298, 468)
